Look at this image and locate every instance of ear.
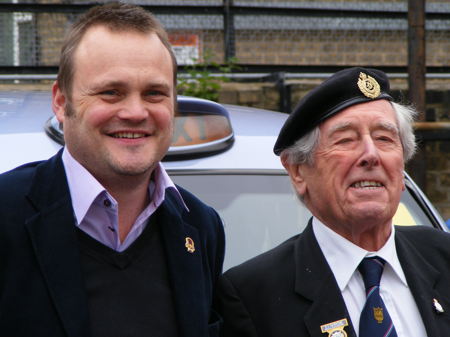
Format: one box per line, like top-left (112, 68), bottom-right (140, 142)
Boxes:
top-left (52, 81), bottom-right (66, 123)
top-left (281, 155), bottom-right (308, 196)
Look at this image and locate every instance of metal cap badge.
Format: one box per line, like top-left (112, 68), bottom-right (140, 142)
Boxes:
top-left (357, 72), bottom-right (381, 99)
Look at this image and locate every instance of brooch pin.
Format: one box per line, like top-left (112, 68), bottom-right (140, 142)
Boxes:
top-left (185, 237), bottom-right (195, 253)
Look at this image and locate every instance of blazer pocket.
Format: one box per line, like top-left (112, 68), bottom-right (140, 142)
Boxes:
top-left (208, 309), bottom-right (223, 337)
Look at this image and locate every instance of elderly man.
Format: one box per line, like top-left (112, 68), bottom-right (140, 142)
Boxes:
top-left (217, 67), bottom-right (450, 337)
top-left (0, 3), bottom-right (224, 337)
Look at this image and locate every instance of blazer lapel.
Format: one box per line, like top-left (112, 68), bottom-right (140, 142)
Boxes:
top-left (395, 229), bottom-right (443, 336)
top-left (25, 153), bottom-right (90, 337)
top-left (159, 192), bottom-right (207, 337)
top-left (295, 222), bottom-right (357, 337)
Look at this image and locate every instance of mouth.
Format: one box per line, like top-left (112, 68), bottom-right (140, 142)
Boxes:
top-left (109, 132), bottom-right (149, 139)
top-left (351, 180), bottom-right (384, 189)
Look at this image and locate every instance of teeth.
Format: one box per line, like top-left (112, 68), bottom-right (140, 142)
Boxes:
top-left (112, 132), bottom-right (146, 139)
top-left (352, 181), bottom-right (383, 188)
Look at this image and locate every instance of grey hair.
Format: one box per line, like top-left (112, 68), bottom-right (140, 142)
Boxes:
top-left (281, 101), bottom-right (418, 166)
top-left (393, 102), bottom-right (418, 162)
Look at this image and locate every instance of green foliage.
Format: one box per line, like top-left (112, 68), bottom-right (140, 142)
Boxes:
top-left (177, 51), bottom-right (239, 102)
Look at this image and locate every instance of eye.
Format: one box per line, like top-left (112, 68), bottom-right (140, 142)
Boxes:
top-left (97, 89), bottom-right (123, 103)
top-left (375, 132), bottom-right (398, 143)
top-left (146, 90), bottom-right (163, 96)
top-left (335, 137), bottom-right (353, 145)
top-left (377, 136), bottom-right (392, 142)
top-left (143, 88), bottom-right (170, 102)
top-left (99, 89), bottom-right (119, 96)
top-left (143, 84), bottom-right (171, 99)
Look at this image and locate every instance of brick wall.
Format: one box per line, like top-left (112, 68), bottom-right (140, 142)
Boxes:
top-left (30, 21), bottom-right (450, 68)
top-left (37, 13), bottom-right (68, 66)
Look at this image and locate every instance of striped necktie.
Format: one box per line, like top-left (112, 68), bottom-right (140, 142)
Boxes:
top-left (358, 257), bottom-right (398, 337)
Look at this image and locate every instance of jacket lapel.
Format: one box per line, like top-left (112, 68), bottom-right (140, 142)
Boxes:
top-left (395, 229), bottom-right (443, 336)
top-left (25, 152), bottom-right (90, 337)
top-left (159, 191), bottom-right (207, 337)
top-left (295, 221), bottom-right (357, 337)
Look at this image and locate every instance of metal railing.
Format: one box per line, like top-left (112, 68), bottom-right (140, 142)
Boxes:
top-left (2, 1), bottom-right (450, 71)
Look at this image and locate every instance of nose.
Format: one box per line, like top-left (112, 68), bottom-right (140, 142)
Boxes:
top-left (117, 95), bottom-right (148, 122)
top-left (357, 136), bottom-right (380, 168)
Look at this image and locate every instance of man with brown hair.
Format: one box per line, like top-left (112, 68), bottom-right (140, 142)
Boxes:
top-left (0, 3), bottom-right (224, 337)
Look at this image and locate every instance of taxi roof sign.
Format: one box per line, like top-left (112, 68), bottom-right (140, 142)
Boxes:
top-left (168, 96), bottom-right (234, 159)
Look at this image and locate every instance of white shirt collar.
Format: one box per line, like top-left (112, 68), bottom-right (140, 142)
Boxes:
top-left (312, 217), bottom-right (408, 291)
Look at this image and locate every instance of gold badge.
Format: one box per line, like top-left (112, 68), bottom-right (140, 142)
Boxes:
top-left (185, 237), bottom-right (195, 253)
top-left (320, 318), bottom-right (348, 337)
top-left (373, 307), bottom-right (384, 323)
top-left (357, 72), bottom-right (381, 99)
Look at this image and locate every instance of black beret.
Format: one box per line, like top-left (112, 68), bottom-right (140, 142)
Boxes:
top-left (273, 67), bottom-right (393, 155)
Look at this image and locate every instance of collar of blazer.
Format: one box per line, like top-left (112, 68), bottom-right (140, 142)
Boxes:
top-left (25, 150), bottom-right (91, 337)
top-left (394, 227), bottom-right (443, 336)
top-left (294, 220), bottom-right (357, 337)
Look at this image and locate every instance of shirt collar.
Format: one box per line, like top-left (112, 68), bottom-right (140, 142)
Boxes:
top-left (61, 147), bottom-right (188, 225)
top-left (312, 217), bottom-right (408, 291)
top-left (150, 160), bottom-right (189, 212)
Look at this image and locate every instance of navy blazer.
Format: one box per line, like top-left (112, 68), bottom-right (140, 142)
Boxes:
top-left (217, 220), bottom-right (450, 337)
top-left (0, 151), bottom-right (225, 337)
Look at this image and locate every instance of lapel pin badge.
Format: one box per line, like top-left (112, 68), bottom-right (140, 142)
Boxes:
top-left (185, 237), bottom-right (195, 253)
top-left (320, 318), bottom-right (348, 337)
top-left (433, 298), bottom-right (444, 314)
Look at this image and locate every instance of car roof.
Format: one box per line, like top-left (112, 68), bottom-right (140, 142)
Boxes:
top-left (0, 90), bottom-right (287, 174)
top-left (0, 91), bottom-right (61, 173)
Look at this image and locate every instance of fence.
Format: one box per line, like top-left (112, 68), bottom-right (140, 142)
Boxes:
top-left (1, 1), bottom-right (450, 72)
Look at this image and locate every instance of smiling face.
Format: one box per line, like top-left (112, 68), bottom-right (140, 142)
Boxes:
top-left (285, 100), bottom-right (405, 244)
top-left (52, 26), bottom-right (175, 187)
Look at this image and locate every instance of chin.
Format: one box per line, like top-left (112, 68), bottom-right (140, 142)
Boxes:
top-left (110, 161), bottom-right (154, 177)
top-left (349, 203), bottom-right (392, 223)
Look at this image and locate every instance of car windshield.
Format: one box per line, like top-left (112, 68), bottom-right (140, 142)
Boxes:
top-left (171, 172), bottom-right (437, 270)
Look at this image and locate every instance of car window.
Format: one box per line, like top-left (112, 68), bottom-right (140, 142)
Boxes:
top-left (171, 173), bottom-right (309, 270)
top-left (395, 187), bottom-right (435, 227)
top-left (171, 172), bottom-right (439, 271)
top-left (393, 203), bottom-right (417, 226)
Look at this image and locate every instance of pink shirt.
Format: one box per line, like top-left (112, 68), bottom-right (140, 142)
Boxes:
top-left (62, 148), bottom-right (188, 252)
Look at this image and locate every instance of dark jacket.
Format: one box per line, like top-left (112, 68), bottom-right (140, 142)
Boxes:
top-left (0, 151), bottom-right (225, 337)
top-left (217, 220), bottom-right (450, 337)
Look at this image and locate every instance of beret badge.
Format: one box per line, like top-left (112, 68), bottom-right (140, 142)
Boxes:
top-left (357, 72), bottom-right (381, 99)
